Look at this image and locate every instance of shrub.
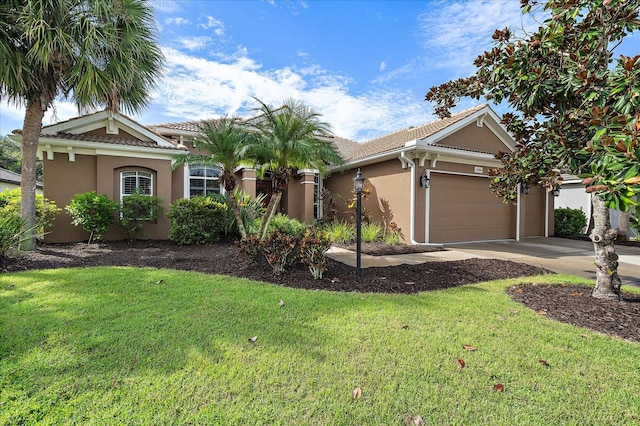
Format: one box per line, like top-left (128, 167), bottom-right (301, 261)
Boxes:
top-left (66, 191), bottom-right (119, 243)
top-left (261, 230), bottom-right (301, 275)
top-left (322, 220), bottom-right (355, 243)
top-left (554, 208), bottom-right (587, 237)
top-left (211, 190), bottom-right (266, 236)
top-left (0, 188), bottom-right (60, 240)
top-left (236, 234), bottom-right (264, 264)
top-left (168, 197), bottom-right (227, 245)
top-left (361, 221), bottom-right (383, 242)
top-left (0, 215), bottom-right (26, 257)
top-left (383, 222), bottom-right (404, 245)
top-left (268, 213), bottom-right (307, 238)
top-left (119, 192), bottom-right (163, 242)
top-left (299, 228), bottom-right (332, 279)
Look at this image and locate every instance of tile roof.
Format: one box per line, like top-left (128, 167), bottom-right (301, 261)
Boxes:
top-left (343, 104), bottom-right (488, 161)
top-left (0, 167), bottom-right (43, 187)
top-left (42, 132), bottom-right (184, 150)
top-left (149, 120), bottom-right (211, 133)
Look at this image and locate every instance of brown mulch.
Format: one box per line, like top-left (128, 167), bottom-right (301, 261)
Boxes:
top-left (508, 284), bottom-right (640, 343)
top-left (1, 240), bottom-right (637, 343)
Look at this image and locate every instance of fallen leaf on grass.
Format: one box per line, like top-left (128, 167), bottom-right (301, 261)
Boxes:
top-left (155, 279), bottom-right (164, 284)
top-left (538, 359), bottom-right (550, 367)
top-left (404, 414), bottom-right (424, 426)
top-left (514, 288), bottom-right (524, 293)
top-left (352, 387), bottom-right (362, 399)
top-left (248, 336), bottom-right (258, 343)
top-left (493, 383), bottom-right (505, 392)
top-left (462, 345), bottom-right (477, 351)
top-left (457, 358), bottom-right (465, 369)
top-left (537, 310), bottom-right (547, 315)
top-left (279, 300), bottom-right (285, 307)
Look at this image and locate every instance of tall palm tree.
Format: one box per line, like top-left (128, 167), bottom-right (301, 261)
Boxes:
top-left (0, 0), bottom-right (163, 249)
top-left (248, 98), bottom-right (344, 239)
top-left (172, 118), bottom-right (259, 239)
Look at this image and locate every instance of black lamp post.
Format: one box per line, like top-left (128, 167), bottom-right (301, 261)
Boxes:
top-left (353, 168), bottom-right (365, 278)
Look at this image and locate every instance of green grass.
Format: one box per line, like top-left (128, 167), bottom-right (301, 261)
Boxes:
top-left (1, 268), bottom-right (639, 425)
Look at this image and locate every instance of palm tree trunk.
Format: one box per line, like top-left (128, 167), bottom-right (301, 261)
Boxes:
top-left (229, 195), bottom-right (247, 239)
top-left (20, 100), bottom-right (47, 251)
top-left (258, 191), bottom-right (282, 240)
top-left (590, 195), bottom-right (621, 301)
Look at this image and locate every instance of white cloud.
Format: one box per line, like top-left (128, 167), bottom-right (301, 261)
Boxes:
top-left (151, 0), bottom-right (179, 13)
top-left (165, 17), bottom-right (190, 26)
top-left (379, 61), bottom-right (387, 72)
top-left (147, 47), bottom-right (433, 141)
top-left (1, 99), bottom-right (81, 135)
top-left (177, 36), bottom-right (213, 51)
top-left (417, 0), bottom-right (541, 73)
top-left (199, 15), bottom-right (224, 32)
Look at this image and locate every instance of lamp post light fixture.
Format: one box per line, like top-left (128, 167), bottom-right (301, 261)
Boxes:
top-left (419, 170), bottom-right (430, 188)
top-left (521, 183), bottom-right (531, 195)
top-left (552, 186), bottom-right (560, 196)
top-left (353, 168), bottom-right (365, 278)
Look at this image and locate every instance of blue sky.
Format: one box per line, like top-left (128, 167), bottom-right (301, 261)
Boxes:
top-left (1, 0), bottom-right (638, 141)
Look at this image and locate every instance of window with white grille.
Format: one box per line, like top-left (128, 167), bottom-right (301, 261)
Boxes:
top-left (189, 165), bottom-right (222, 197)
top-left (121, 171), bottom-right (153, 198)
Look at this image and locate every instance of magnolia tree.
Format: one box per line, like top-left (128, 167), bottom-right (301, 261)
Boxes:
top-left (426, 0), bottom-right (640, 301)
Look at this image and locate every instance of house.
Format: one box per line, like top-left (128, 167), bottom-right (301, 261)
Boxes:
top-left (12, 104), bottom-right (553, 244)
top-left (325, 104), bottom-right (554, 244)
top-left (556, 174), bottom-right (638, 237)
top-left (0, 167), bottom-right (43, 195)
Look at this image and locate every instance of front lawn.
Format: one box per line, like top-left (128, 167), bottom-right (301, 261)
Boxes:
top-left (1, 268), bottom-right (638, 424)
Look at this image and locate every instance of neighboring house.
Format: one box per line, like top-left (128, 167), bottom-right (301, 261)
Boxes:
top-left (325, 104), bottom-right (554, 244)
top-left (556, 174), bottom-right (638, 237)
top-left (11, 104), bottom-right (554, 244)
top-left (0, 167), bottom-right (43, 195)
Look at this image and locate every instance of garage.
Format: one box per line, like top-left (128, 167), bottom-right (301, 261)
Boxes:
top-left (429, 173), bottom-right (516, 243)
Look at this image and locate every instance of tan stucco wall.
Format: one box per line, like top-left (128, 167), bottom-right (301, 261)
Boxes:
top-left (524, 186), bottom-right (548, 237)
top-left (435, 122), bottom-right (507, 154)
top-left (326, 160), bottom-right (412, 243)
top-left (44, 153), bottom-right (174, 243)
top-left (43, 153), bottom-right (98, 242)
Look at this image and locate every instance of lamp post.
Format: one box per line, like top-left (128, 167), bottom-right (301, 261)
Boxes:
top-left (353, 168), bottom-right (365, 278)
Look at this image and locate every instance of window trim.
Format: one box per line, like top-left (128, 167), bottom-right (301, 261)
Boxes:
top-left (186, 164), bottom-right (224, 198)
top-left (120, 170), bottom-right (153, 202)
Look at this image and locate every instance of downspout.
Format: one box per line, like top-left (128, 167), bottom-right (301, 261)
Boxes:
top-left (400, 151), bottom-right (441, 246)
top-left (545, 190), bottom-right (549, 237)
top-left (516, 183), bottom-right (522, 242)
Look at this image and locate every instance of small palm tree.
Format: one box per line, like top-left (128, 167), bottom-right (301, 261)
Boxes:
top-left (0, 0), bottom-right (163, 249)
top-left (248, 98), bottom-right (345, 239)
top-left (173, 118), bottom-right (258, 238)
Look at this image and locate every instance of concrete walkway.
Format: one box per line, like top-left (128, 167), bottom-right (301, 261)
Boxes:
top-left (326, 237), bottom-right (640, 287)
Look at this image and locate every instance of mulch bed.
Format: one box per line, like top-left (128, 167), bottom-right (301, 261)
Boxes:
top-left (508, 284), bottom-right (640, 343)
top-left (1, 240), bottom-right (637, 343)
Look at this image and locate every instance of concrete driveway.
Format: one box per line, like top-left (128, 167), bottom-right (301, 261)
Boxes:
top-left (447, 237), bottom-right (640, 287)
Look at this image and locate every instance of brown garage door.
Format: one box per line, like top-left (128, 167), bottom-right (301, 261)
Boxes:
top-left (429, 174), bottom-right (515, 243)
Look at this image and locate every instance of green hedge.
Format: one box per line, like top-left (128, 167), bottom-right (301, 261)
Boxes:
top-left (168, 197), bottom-right (227, 245)
top-left (554, 207), bottom-right (587, 236)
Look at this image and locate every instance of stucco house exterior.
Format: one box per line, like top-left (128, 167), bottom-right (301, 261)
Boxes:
top-left (0, 167), bottom-right (43, 195)
top-left (11, 104), bottom-right (553, 244)
top-left (326, 104), bottom-right (554, 244)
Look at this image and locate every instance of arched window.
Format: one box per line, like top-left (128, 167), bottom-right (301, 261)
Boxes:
top-left (121, 171), bottom-right (153, 199)
top-left (189, 165), bottom-right (222, 197)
